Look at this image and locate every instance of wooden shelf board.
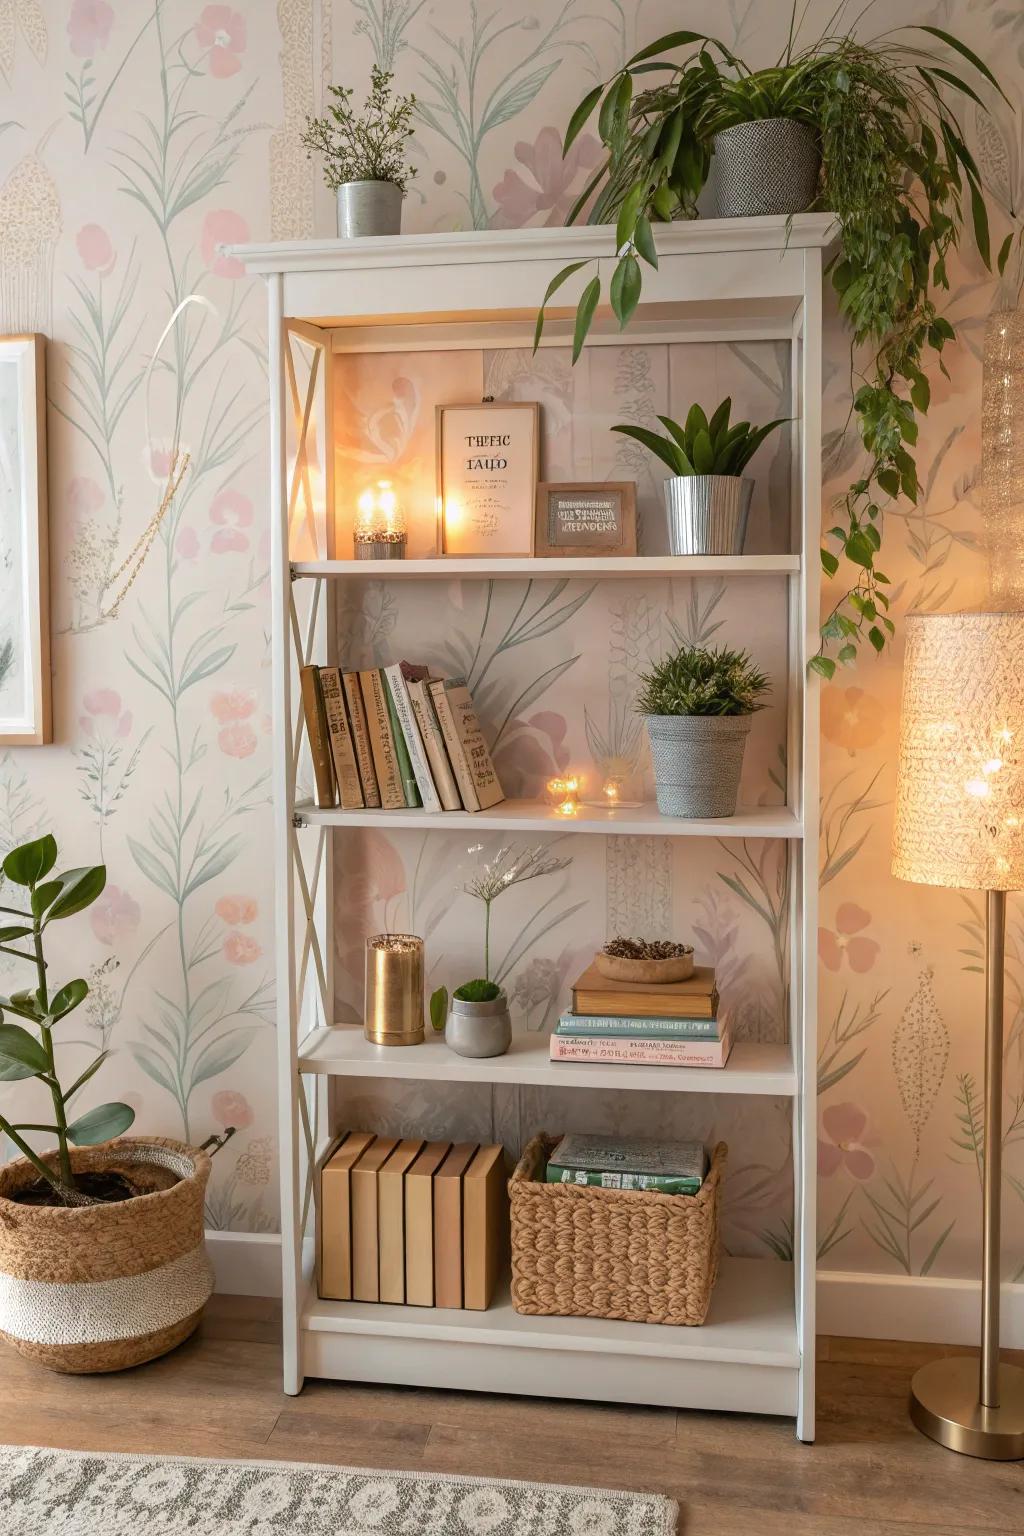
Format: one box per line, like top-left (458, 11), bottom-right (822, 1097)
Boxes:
top-left (292, 554), bottom-right (799, 580)
top-left (303, 1258), bottom-right (798, 1370)
top-left (294, 799), bottom-right (801, 839)
top-left (298, 1027), bottom-right (796, 1096)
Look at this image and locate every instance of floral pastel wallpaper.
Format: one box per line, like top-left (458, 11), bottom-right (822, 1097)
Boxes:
top-left (0, 0), bottom-right (1022, 1292)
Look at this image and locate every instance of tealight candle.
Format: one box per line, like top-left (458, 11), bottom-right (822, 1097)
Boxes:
top-left (354, 479), bottom-right (407, 560)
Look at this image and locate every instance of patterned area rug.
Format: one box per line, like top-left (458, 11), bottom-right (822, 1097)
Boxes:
top-left (1, 1445), bottom-right (678, 1535)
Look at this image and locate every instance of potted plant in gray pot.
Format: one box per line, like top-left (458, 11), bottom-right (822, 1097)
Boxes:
top-left (637, 645), bottom-right (770, 818)
top-left (613, 398), bottom-right (786, 555)
top-left (301, 65), bottom-right (416, 238)
top-left (430, 844), bottom-right (569, 1058)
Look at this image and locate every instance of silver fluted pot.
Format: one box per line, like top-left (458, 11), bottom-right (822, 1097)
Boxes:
top-left (645, 713), bottom-right (752, 818)
top-left (712, 119), bottom-right (820, 218)
top-left (664, 475), bottom-right (754, 556)
top-left (336, 180), bottom-right (403, 238)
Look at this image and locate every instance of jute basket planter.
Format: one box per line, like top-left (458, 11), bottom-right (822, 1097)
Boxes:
top-left (645, 712), bottom-right (752, 818)
top-left (509, 1133), bottom-right (726, 1326)
top-left (0, 1136), bottom-right (213, 1374)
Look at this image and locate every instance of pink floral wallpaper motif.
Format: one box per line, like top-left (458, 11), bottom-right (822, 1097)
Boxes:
top-left (0, 1), bottom-right (1021, 1286)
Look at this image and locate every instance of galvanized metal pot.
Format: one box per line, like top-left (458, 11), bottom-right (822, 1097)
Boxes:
top-left (712, 118), bottom-right (820, 218)
top-left (336, 180), bottom-right (403, 238)
top-left (645, 713), bottom-right (752, 818)
top-left (664, 475), bottom-right (754, 556)
top-left (445, 992), bottom-right (512, 1058)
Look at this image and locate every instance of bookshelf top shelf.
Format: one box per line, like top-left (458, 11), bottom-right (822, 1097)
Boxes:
top-left (292, 555), bottom-right (800, 581)
top-left (298, 1026), bottom-right (796, 1097)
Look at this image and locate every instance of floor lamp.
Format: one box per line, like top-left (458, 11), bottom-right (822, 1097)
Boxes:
top-left (892, 610), bottom-right (1024, 1459)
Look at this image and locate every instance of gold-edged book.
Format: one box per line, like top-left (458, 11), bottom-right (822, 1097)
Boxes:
top-left (571, 961), bottom-right (719, 1020)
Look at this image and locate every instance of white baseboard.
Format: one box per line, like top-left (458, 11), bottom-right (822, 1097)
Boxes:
top-left (818, 1268), bottom-right (1024, 1348)
top-left (204, 1234), bottom-right (1023, 1348)
top-left (206, 1230), bottom-right (282, 1298)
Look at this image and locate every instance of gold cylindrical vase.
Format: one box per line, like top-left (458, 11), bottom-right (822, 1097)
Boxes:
top-left (364, 933), bottom-right (424, 1046)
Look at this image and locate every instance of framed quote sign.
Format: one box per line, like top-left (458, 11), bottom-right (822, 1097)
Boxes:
top-left (534, 481), bottom-right (637, 558)
top-left (436, 400), bottom-right (539, 557)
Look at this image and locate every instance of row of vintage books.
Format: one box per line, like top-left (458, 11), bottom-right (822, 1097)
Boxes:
top-left (551, 962), bottom-right (732, 1068)
top-left (318, 1134), bottom-right (506, 1310)
top-left (300, 662), bottom-right (505, 813)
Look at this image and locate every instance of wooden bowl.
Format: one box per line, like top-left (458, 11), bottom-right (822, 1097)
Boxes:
top-left (594, 948), bottom-right (694, 984)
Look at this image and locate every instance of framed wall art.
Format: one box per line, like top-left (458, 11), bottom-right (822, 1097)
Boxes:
top-left (0, 335), bottom-right (50, 745)
top-left (534, 481), bottom-right (637, 558)
top-left (436, 400), bottom-right (539, 557)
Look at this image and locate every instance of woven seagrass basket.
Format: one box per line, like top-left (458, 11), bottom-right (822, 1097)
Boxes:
top-left (0, 1137), bottom-right (213, 1374)
top-left (509, 1134), bottom-right (726, 1326)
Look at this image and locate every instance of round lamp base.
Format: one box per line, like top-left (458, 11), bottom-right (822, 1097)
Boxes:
top-left (910, 1356), bottom-right (1024, 1459)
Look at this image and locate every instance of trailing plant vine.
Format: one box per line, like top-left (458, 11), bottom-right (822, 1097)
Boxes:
top-left (535, 9), bottom-right (1009, 673)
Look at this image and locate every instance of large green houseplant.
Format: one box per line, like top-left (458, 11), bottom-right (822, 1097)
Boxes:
top-left (536, 10), bottom-right (1008, 672)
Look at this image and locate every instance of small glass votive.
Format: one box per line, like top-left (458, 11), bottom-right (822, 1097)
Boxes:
top-left (546, 775), bottom-right (580, 816)
top-left (364, 933), bottom-right (424, 1046)
top-left (581, 760), bottom-right (644, 809)
top-left (354, 480), bottom-right (407, 560)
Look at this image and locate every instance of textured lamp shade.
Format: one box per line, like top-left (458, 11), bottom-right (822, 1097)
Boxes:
top-left (892, 612), bottom-right (1024, 892)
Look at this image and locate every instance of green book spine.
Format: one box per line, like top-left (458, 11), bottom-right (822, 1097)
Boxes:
top-left (546, 1165), bottom-right (702, 1195)
top-left (382, 669), bottom-right (421, 807)
top-left (556, 1013), bottom-right (719, 1040)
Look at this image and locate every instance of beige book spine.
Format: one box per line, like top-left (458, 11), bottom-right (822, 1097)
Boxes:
top-left (429, 680), bottom-right (480, 812)
top-left (358, 669), bottom-right (405, 809)
top-left (320, 666), bottom-right (364, 810)
top-left (351, 1137), bottom-right (398, 1302)
top-left (319, 1130), bottom-right (375, 1301)
top-left (408, 679), bottom-right (462, 811)
top-left (444, 681), bottom-right (505, 810)
top-left (433, 1142), bottom-right (477, 1309)
top-left (300, 664), bottom-right (336, 809)
top-left (342, 670), bottom-right (381, 808)
top-left (377, 1138), bottom-right (424, 1305)
top-left (462, 1144), bottom-right (507, 1311)
top-left (404, 1140), bottom-right (451, 1306)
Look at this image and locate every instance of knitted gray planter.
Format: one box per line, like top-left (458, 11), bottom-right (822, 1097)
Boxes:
top-left (712, 119), bottom-right (821, 218)
top-left (645, 713), bottom-right (752, 818)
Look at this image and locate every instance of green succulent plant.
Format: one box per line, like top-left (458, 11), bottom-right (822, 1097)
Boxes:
top-left (453, 979), bottom-right (503, 1003)
top-left (636, 644), bottom-right (771, 718)
top-left (612, 397), bottom-right (786, 478)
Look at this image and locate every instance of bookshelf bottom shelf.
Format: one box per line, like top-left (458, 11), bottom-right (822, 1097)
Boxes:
top-left (301, 1257), bottom-right (799, 1416)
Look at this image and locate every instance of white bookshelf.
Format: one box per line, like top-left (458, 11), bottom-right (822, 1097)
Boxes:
top-left (235, 213), bottom-right (829, 1442)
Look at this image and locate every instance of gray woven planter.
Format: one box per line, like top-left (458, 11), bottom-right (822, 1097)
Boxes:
top-left (665, 475), bottom-right (754, 555)
top-left (336, 180), bottom-right (403, 237)
top-left (645, 713), bottom-right (752, 818)
top-left (712, 119), bottom-right (820, 218)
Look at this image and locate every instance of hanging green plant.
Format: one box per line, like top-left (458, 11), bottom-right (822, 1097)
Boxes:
top-left (535, 10), bottom-right (1009, 674)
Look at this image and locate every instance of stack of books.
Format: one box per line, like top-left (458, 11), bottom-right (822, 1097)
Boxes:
top-left (318, 1133), bottom-right (506, 1310)
top-left (545, 1133), bottom-right (707, 1194)
top-left (550, 961), bottom-right (731, 1068)
top-left (300, 661), bottom-right (505, 814)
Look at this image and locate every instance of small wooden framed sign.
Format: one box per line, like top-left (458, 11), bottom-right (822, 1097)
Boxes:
top-left (436, 400), bottom-right (539, 557)
top-left (534, 481), bottom-right (637, 558)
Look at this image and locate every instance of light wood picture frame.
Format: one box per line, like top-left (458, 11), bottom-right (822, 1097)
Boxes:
top-left (436, 400), bottom-right (539, 557)
top-left (534, 481), bottom-right (638, 558)
top-left (0, 335), bottom-right (50, 745)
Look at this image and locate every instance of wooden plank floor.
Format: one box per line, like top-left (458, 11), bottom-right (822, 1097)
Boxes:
top-left (1, 1296), bottom-right (1021, 1534)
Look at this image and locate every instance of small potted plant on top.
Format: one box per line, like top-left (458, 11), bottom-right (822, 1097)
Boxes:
top-left (613, 398), bottom-right (786, 556)
top-left (301, 64), bottom-right (417, 238)
top-left (430, 844), bottom-right (570, 1058)
top-left (636, 644), bottom-right (770, 818)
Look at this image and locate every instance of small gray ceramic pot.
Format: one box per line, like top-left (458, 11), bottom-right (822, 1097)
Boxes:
top-left (336, 180), bottom-right (403, 238)
top-left (445, 991), bottom-right (512, 1058)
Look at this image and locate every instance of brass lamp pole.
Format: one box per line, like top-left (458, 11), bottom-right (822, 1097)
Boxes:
top-left (892, 611), bottom-right (1024, 1460)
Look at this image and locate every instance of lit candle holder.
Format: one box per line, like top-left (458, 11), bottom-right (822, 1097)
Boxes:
top-left (581, 759), bottom-right (644, 810)
top-left (363, 932), bottom-right (424, 1046)
top-left (354, 479), bottom-right (407, 560)
top-left (546, 775), bottom-right (579, 816)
